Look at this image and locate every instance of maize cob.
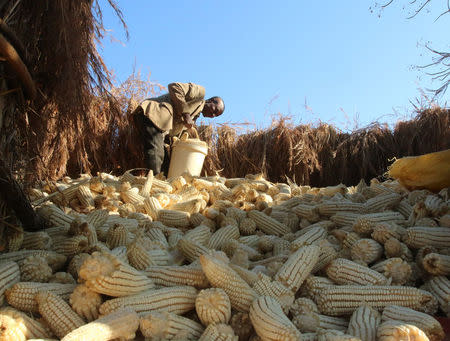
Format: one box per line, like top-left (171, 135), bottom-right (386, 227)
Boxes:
top-left (384, 237), bottom-right (413, 261)
top-left (377, 320), bottom-right (429, 341)
top-left (239, 235), bottom-right (261, 249)
top-left (317, 202), bottom-right (365, 216)
top-left (317, 329), bottom-right (361, 341)
top-left (47, 181), bottom-right (88, 206)
top-left (290, 297), bottom-right (319, 317)
top-left (62, 307), bottom-right (139, 341)
top-left (78, 252), bottom-right (154, 297)
top-left (426, 276), bottom-right (450, 315)
top-left (19, 256), bottom-right (52, 283)
top-left (315, 285), bottom-right (435, 316)
top-left (350, 238), bottom-right (383, 264)
top-left (223, 239), bottom-right (262, 261)
top-left (67, 253), bottom-right (90, 280)
top-left (226, 206), bottom-right (247, 223)
top-left (99, 285), bottom-right (198, 316)
top-left (151, 178), bottom-right (173, 193)
top-left (126, 240), bottom-right (157, 270)
top-left (0, 307), bottom-right (53, 339)
top-left (439, 214), bottom-right (450, 227)
top-left (195, 288), bottom-right (232, 326)
top-left (143, 265), bottom-right (209, 288)
top-left (423, 253), bottom-right (450, 276)
top-left (353, 212), bottom-right (406, 235)
top-left (143, 197), bottom-right (162, 220)
top-left (228, 263), bottom-right (259, 286)
top-left (346, 305), bottom-right (380, 341)
top-left (403, 226), bottom-right (450, 249)
top-left (53, 235), bottom-right (88, 257)
top-left (0, 312), bottom-right (27, 341)
top-left (228, 311), bottom-right (254, 341)
top-left (5, 226), bottom-right (24, 252)
top-left (158, 209), bottom-right (190, 229)
top-left (76, 185), bottom-right (95, 208)
top-left (49, 272), bottom-right (75, 284)
top-left (35, 291), bottom-right (84, 339)
top-left (330, 212), bottom-right (361, 227)
top-left (291, 226), bottom-right (328, 250)
top-left (144, 226), bottom-right (169, 247)
top-left (21, 231), bottom-right (52, 250)
top-left (257, 235), bottom-right (277, 253)
top-left (300, 333), bottom-right (318, 341)
top-left (199, 254), bottom-right (258, 312)
top-left (292, 204), bottom-right (321, 222)
top-left (301, 275), bottom-right (334, 299)
top-left (208, 225), bottom-right (240, 250)
top-left (424, 194), bottom-right (446, 216)
top-left (110, 245), bottom-right (129, 264)
top-left (138, 170), bottom-right (153, 197)
top-left (325, 258), bottom-right (388, 285)
top-left (69, 284), bottom-right (102, 322)
top-left (5, 282), bottom-right (76, 313)
top-left (397, 198), bottom-right (413, 217)
top-left (42, 225), bottom-right (69, 239)
top-left (219, 216), bottom-right (239, 228)
top-left (249, 296), bottom-right (301, 341)
top-left (370, 222), bottom-right (406, 244)
top-left (319, 183), bottom-right (347, 196)
top-left (169, 198), bottom-right (203, 214)
top-left (178, 238), bottom-right (212, 262)
top-left (247, 210), bottom-right (290, 236)
top-left (415, 217), bottom-right (439, 227)
top-left (120, 188), bottom-right (145, 205)
top-left (370, 258), bottom-right (412, 285)
top-left (311, 239), bottom-right (338, 273)
top-left (89, 176), bottom-right (105, 193)
top-left (105, 223), bottom-right (129, 249)
top-left (184, 224), bottom-right (212, 245)
top-left (381, 305), bottom-right (444, 341)
top-left (168, 229), bottom-right (184, 249)
top-left (253, 273), bottom-right (294, 313)
top-left (336, 231), bottom-right (360, 250)
top-left (189, 212), bottom-right (207, 226)
top-left (153, 192), bottom-right (171, 207)
top-left (275, 245), bottom-right (320, 292)
top-left (0, 261), bottom-right (20, 306)
top-left (273, 238), bottom-right (291, 256)
top-left (139, 310), bottom-right (203, 340)
top-left (68, 220), bottom-right (98, 246)
top-left (198, 323), bottom-right (239, 341)
top-left (293, 311), bottom-right (348, 333)
top-left (364, 192), bottom-right (401, 213)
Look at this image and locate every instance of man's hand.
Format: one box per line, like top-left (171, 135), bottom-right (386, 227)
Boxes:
top-left (182, 113), bottom-right (195, 129)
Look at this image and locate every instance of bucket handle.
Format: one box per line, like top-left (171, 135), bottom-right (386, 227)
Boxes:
top-left (190, 127), bottom-right (200, 139)
top-left (179, 127), bottom-right (200, 140)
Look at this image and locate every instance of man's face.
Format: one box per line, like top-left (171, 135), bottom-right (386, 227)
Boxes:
top-left (203, 98), bottom-right (224, 118)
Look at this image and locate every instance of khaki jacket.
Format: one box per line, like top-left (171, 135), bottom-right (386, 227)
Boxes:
top-left (139, 82), bottom-right (206, 136)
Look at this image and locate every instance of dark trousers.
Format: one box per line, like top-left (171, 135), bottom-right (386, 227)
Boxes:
top-left (132, 109), bottom-right (170, 175)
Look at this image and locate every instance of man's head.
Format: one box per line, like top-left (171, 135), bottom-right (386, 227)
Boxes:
top-left (202, 96), bottom-right (225, 118)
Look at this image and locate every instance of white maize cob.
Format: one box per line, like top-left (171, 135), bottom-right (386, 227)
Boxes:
top-left (381, 305), bottom-right (444, 341)
top-left (346, 305), bottom-right (380, 341)
top-left (99, 285), bottom-right (198, 316)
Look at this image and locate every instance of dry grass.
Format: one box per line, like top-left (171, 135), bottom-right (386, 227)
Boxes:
top-left (198, 107), bottom-right (449, 187)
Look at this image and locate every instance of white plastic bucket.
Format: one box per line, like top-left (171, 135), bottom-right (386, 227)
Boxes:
top-left (168, 135), bottom-right (208, 178)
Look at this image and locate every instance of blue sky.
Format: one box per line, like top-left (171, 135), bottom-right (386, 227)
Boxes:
top-left (98, 1), bottom-right (449, 131)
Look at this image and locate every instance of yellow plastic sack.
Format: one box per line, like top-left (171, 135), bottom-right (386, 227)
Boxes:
top-left (388, 149), bottom-right (450, 192)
